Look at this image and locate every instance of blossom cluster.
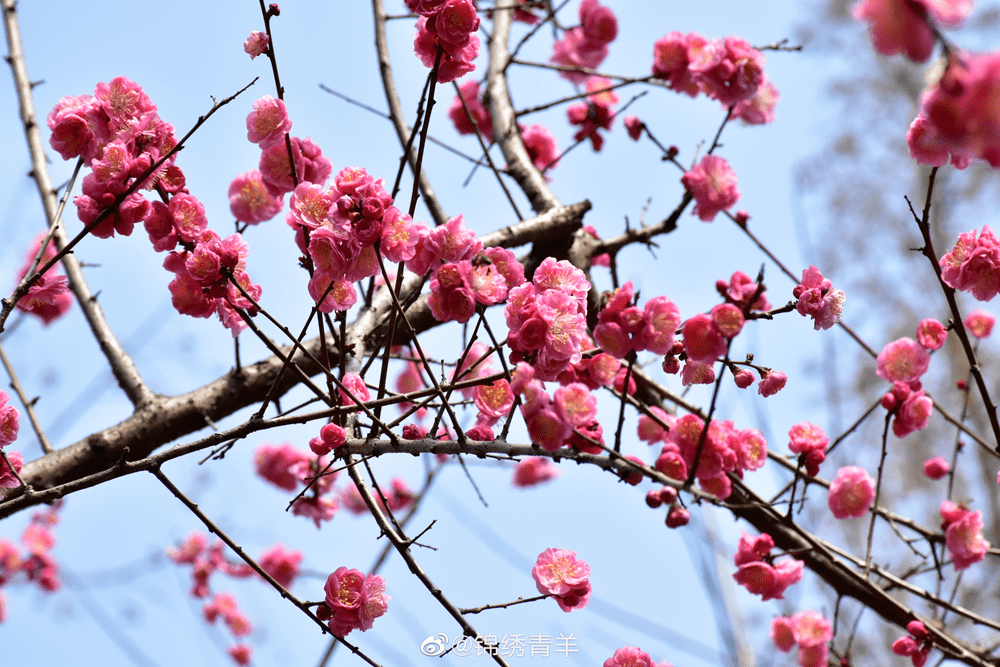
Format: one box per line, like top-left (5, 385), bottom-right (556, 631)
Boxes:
top-left (162, 227), bottom-right (262, 336)
top-left (892, 620), bottom-right (934, 667)
top-left (48, 76), bottom-right (177, 237)
top-left (452, 343), bottom-right (515, 431)
top-left (553, 333), bottom-right (621, 390)
top-left (254, 442), bottom-right (339, 527)
top-left (549, 0), bottom-right (618, 84)
top-left (513, 363), bottom-right (603, 453)
top-left (566, 76), bottom-right (619, 152)
top-left (339, 477), bottom-right (415, 516)
top-left (48, 77), bottom-right (267, 336)
top-left (788, 421), bottom-right (828, 477)
top-left (320, 567), bottom-right (390, 636)
top-left (0, 503), bottom-right (62, 623)
top-left (203, 593), bottom-right (253, 664)
top-left (593, 281), bottom-right (681, 359)
top-left (793, 265), bottom-right (846, 331)
top-left (410, 0), bottom-right (481, 83)
top-left (731, 531), bottom-right (803, 601)
top-left (12, 233), bottom-right (72, 326)
top-left (415, 217), bottom-right (525, 324)
top-left (643, 413), bottom-right (767, 499)
top-left (905, 49), bottom-right (1000, 169)
top-left (876, 335), bottom-right (936, 438)
top-left (940, 500), bottom-right (990, 570)
top-left (852, 0), bottom-right (972, 63)
top-left (531, 548), bottom-right (591, 612)
top-left (168, 533), bottom-right (303, 666)
top-left (659, 273), bottom-right (784, 395)
top-left (166, 532), bottom-right (254, 598)
top-left (652, 32), bottom-right (770, 112)
top-left (290, 167), bottom-right (421, 312)
top-left (771, 610), bottom-right (833, 667)
top-left (505, 258), bottom-right (590, 381)
top-left (717, 270), bottom-right (772, 312)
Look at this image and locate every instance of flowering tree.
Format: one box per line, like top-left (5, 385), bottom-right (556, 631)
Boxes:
top-left (2, 0), bottom-right (1000, 666)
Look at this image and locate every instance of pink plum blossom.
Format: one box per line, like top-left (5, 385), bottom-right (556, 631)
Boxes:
top-left (731, 74), bottom-right (780, 124)
top-left (448, 80), bottom-right (492, 137)
top-left (793, 265), bottom-right (846, 330)
top-left (682, 312), bottom-right (727, 364)
top-left (771, 617), bottom-right (796, 652)
top-left (259, 545), bottom-right (302, 589)
top-left (13, 233), bottom-right (74, 325)
top-left (791, 609), bottom-right (833, 648)
top-left (166, 532), bottom-right (207, 565)
top-left (852, 0), bottom-right (937, 62)
top-left (624, 115), bottom-right (643, 140)
top-left (254, 442), bottom-right (311, 491)
top-left (323, 568), bottom-right (390, 636)
top-left (877, 337), bottom-right (931, 384)
top-left (520, 124), bottom-right (560, 173)
top-left (532, 548), bottom-right (592, 612)
top-left (732, 531), bottom-right (803, 601)
top-left (733, 369), bottom-right (754, 388)
top-left (0, 392), bottom-right (20, 448)
top-left (788, 422), bottom-right (828, 476)
top-left (0, 451), bottom-right (23, 489)
top-left (512, 457), bottom-right (561, 488)
top-left (854, 0), bottom-right (972, 61)
top-left (769, 611), bottom-right (833, 667)
top-left (892, 389), bottom-right (933, 438)
top-left (413, 15), bottom-right (480, 83)
top-left (603, 646), bottom-right (654, 667)
top-left (309, 423), bottom-right (347, 456)
top-left (246, 96), bottom-right (292, 150)
top-left (228, 645), bottom-right (252, 666)
top-left (964, 309), bottom-right (995, 338)
top-left (757, 370), bottom-right (787, 397)
top-left (228, 171), bottom-right (284, 224)
top-left (47, 94), bottom-right (97, 161)
top-left (566, 76), bottom-right (619, 152)
top-left (688, 36), bottom-right (766, 106)
top-left (941, 502), bottom-right (990, 570)
top-left (681, 155), bottom-right (740, 222)
top-left (940, 225), bottom-right (1000, 300)
top-left (917, 318), bottom-right (947, 350)
top-left (914, 52), bottom-right (1000, 169)
top-left (339, 373), bottom-right (371, 407)
top-left (681, 360), bottom-right (716, 386)
top-left (259, 136), bottom-right (332, 196)
top-left (719, 270), bottom-right (771, 312)
top-left (549, 0), bottom-right (617, 83)
top-left (651, 31), bottom-right (703, 96)
top-left (828, 466), bottom-right (876, 519)
top-left (923, 456), bottom-right (949, 480)
top-left (907, 112), bottom-right (971, 168)
top-left (244, 31), bottom-right (269, 59)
